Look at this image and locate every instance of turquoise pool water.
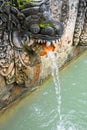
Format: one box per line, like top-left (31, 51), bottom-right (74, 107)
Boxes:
top-left (0, 51), bottom-right (87, 130)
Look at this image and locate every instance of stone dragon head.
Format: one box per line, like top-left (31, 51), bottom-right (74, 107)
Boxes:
top-left (0, 0), bottom-right (64, 85)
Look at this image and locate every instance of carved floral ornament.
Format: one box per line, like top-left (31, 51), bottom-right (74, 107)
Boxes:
top-left (0, 0), bottom-right (63, 85)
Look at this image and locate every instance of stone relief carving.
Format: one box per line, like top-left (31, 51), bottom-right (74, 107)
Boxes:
top-left (0, 0), bottom-right (63, 86)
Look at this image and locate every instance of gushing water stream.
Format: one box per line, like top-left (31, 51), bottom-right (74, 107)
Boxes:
top-left (47, 51), bottom-right (77, 130)
top-left (47, 51), bottom-right (62, 129)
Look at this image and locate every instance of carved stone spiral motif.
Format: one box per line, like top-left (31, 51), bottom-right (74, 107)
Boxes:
top-left (0, 0), bottom-right (63, 85)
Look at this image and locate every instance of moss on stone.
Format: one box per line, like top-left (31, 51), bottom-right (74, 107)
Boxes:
top-left (39, 23), bottom-right (52, 28)
top-left (17, 0), bottom-right (32, 9)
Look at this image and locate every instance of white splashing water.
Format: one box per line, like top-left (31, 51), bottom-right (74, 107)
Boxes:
top-left (47, 51), bottom-right (78, 130)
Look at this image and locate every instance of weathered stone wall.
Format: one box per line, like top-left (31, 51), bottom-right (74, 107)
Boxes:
top-left (39, 0), bottom-right (79, 79)
top-left (0, 0), bottom-right (86, 110)
top-left (73, 0), bottom-right (87, 46)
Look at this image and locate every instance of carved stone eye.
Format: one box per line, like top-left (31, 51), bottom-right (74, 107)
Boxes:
top-left (41, 26), bottom-right (55, 36)
top-left (30, 24), bottom-right (40, 34)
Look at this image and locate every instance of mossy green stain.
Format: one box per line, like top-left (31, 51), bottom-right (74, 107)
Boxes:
top-left (5, 0), bottom-right (32, 9)
top-left (39, 23), bottom-right (56, 33)
top-left (17, 0), bottom-right (32, 9)
top-left (39, 23), bottom-right (52, 28)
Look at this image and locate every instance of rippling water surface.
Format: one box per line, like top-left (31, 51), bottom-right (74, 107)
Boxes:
top-left (0, 51), bottom-right (87, 130)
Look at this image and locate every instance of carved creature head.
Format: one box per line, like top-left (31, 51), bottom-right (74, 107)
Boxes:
top-left (1, 0), bottom-right (63, 43)
top-left (0, 0), bottom-right (64, 85)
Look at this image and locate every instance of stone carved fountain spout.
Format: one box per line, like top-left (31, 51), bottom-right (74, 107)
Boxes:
top-left (0, 0), bottom-right (63, 86)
